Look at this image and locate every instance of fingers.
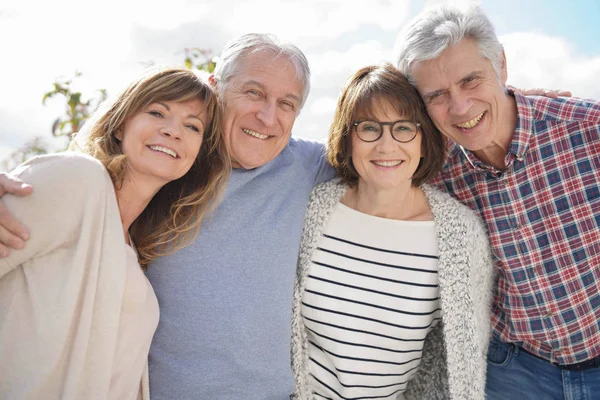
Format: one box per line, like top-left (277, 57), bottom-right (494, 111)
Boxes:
top-left (534, 89), bottom-right (572, 98)
top-left (0, 201), bottom-right (29, 255)
top-left (0, 172), bottom-right (33, 197)
top-left (0, 223), bottom-right (26, 257)
top-left (515, 87), bottom-right (548, 96)
top-left (0, 172), bottom-right (32, 255)
top-left (540, 90), bottom-right (559, 98)
top-left (0, 243), bottom-right (12, 258)
top-left (508, 86), bottom-right (572, 98)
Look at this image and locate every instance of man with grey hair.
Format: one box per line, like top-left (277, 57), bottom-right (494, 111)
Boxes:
top-left (396, 4), bottom-right (600, 399)
top-left (142, 33), bottom-right (336, 399)
top-left (0, 33), bottom-right (334, 399)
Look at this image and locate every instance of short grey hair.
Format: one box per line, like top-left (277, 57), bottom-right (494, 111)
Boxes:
top-left (213, 33), bottom-right (311, 111)
top-left (396, 5), bottom-right (504, 84)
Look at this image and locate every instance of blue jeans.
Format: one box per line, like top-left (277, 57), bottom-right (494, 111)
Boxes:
top-left (485, 337), bottom-right (600, 400)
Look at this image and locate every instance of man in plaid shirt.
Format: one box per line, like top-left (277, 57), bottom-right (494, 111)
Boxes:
top-left (397, 4), bottom-right (600, 399)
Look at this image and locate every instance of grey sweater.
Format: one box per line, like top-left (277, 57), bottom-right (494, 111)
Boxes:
top-left (291, 179), bottom-right (495, 399)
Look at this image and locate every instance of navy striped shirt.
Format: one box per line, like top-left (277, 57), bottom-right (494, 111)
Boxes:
top-left (302, 203), bottom-right (440, 400)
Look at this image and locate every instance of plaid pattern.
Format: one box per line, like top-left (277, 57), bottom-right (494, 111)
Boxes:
top-left (430, 91), bottom-right (600, 364)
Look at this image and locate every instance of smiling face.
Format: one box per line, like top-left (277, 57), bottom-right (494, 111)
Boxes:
top-left (410, 38), bottom-right (515, 154)
top-left (351, 100), bottom-right (422, 193)
top-left (219, 50), bottom-right (304, 169)
top-left (117, 99), bottom-right (207, 187)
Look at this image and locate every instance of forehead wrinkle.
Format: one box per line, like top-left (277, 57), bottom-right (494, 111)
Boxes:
top-left (413, 57), bottom-right (450, 90)
top-left (241, 79), bottom-right (265, 89)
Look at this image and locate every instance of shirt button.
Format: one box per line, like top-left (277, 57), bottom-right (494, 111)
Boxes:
top-left (545, 311), bottom-right (554, 318)
top-left (529, 267), bottom-right (536, 277)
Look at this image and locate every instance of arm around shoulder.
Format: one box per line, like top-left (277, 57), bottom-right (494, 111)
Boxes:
top-left (0, 152), bottom-right (115, 276)
top-left (290, 137), bottom-right (336, 185)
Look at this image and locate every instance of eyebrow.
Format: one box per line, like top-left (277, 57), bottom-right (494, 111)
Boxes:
top-left (422, 88), bottom-right (447, 101)
top-left (422, 70), bottom-right (486, 100)
top-left (157, 101), bottom-right (204, 121)
top-left (457, 71), bottom-right (484, 85)
top-left (243, 80), bottom-right (302, 104)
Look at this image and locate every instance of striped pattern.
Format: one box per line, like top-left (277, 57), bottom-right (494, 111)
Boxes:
top-left (431, 91), bottom-right (600, 365)
top-left (302, 203), bottom-right (440, 400)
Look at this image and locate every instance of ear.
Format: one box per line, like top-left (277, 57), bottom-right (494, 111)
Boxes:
top-left (208, 74), bottom-right (217, 88)
top-left (114, 128), bottom-right (124, 141)
top-left (500, 46), bottom-right (508, 85)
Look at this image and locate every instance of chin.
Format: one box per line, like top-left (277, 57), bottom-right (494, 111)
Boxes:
top-left (239, 154), bottom-right (276, 170)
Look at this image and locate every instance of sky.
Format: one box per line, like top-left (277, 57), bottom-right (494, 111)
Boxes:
top-left (1, 0), bottom-right (600, 165)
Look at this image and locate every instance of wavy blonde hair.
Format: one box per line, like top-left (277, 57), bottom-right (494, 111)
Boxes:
top-left (72, 67), bottom-right (230, 268)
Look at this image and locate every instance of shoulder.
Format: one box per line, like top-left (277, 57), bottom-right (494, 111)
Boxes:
top-left (271, 137), bottom-right (332, 181)
top-left (310, 178), bottom-right (347, 201)
top-left (524, 95), bottom-right (600, 124)
top-left (303, 178), bottom-right (347, 227)
top-left (422, 184), bottom-right (466, 211)
top-left (2, 152), bottom-right (122, 274)
top-left (14, 152), bottom-right (109, 183)
top-left (288, 136), bottom-right (326, 154)
top-left (422, 184), bottom-right (486, 233)
top-left (12, 152), bottom-right (113, 202)
top-left (287, 137), bottom-right (328, 167)
top-left (287, 137), bottom-right (327, 165)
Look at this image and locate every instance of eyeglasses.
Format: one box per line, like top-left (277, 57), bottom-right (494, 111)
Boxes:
top-left (353, 120), bottom-right (421, 143)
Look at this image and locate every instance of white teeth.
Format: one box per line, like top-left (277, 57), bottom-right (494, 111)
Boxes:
top-left (243, 128), bottom-right (269, 139)
top-left (149, 145), bottom-right (177, 158)
top-left (456, 112), bottom-right (485, 129)
top-left (373, 160), bottom-right (402, 167)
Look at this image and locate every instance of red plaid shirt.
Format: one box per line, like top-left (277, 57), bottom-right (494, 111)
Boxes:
top-left (430, 91), bottom-right (600, 364)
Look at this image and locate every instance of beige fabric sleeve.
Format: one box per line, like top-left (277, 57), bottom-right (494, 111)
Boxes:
top-left (0, 152), bottom-right (116, 277)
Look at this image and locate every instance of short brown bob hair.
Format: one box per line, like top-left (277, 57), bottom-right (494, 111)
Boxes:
top-left (72, 67), bottom-right (230, 268)
top-left (327, 63), bottom-right (444, 187)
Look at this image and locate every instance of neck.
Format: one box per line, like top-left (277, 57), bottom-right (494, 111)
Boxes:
top-left (473, 92), bottom-right (518, 170)
top-left (116, 174), bottom-right (163, 244)
top-left (343, 181), bottom-right (427, 221)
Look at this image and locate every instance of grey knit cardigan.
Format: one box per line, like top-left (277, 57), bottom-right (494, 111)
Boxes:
top-left (291, 179), bottom-right (495, 400)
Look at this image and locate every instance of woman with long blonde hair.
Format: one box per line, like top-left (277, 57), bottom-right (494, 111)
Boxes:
top-left (0, 67), bottom-right (230, 399)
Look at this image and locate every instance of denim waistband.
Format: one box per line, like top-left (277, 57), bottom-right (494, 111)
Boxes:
top-left (518, 346), bottom-right (600, 372)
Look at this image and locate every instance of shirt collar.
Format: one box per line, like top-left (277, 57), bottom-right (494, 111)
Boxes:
top-left (447, 89), bottom-right (534, 173)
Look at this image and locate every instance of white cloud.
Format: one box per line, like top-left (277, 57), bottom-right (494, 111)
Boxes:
top-left (223, 0), bottom-right (410, 41)
top-left (2, 0), bottom-right (600, 167)
top-left (309, 96), bottom-right (338, 115)
top-left (502, 32), bottom-right (600, 99)
top-left (309, 40), bottom-right (391, 79)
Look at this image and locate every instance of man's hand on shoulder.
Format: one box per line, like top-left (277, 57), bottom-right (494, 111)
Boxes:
top-left (0, 173), bottom-right (33, 257)
top-left (508, 85), bottom-right (572, 98)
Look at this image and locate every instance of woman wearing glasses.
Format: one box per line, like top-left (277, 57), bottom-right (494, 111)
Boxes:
top-left (291, 63), bottom-right (494, 400)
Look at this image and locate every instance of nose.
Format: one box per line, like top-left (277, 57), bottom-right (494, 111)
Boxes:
top-left (375, 125), bottom-right (396, 151)
top-left (256, 100), bottom-right (277, 128)
top-left (448, 90), bottom-right (472, 116)
top-left (161, 118), bottom-right (182, 140)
